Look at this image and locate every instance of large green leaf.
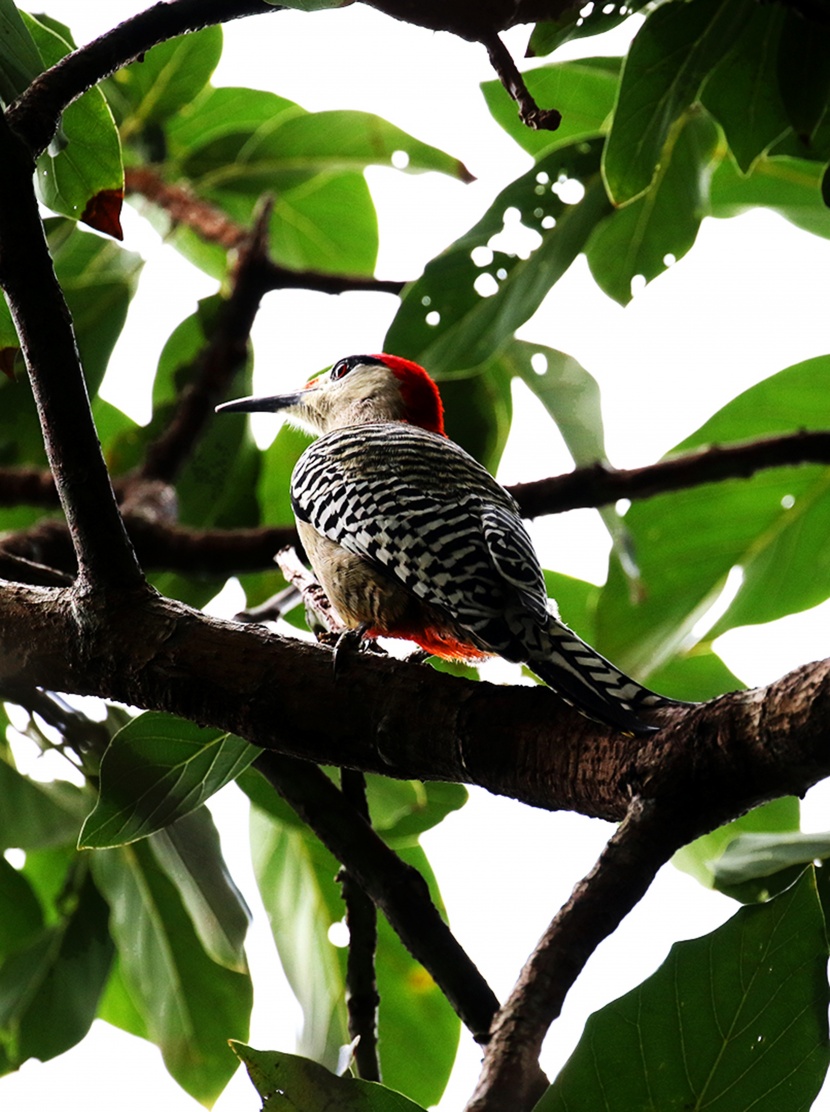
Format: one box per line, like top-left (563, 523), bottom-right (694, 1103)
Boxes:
top-left (603, 0), bottom-right (750, 204)
top-left (165, 86), bottom-right (302, 157)
top-left (482, 59), bottom-right (619, 158)
top-left (106, 26), bottom-right (223, 132)
top-left (149, 808), bottom-right (250, 972)
top-left (232, 1044), bottom-right (428, 1110)
top-left (79, 712), bottom-right (257, 849)
top-left (537, 868), bottom-right (830, 1111)
top-left (0, 0), bottom-right (43, 104)
top-left (385, 141), bottom-right (612, 376)
top-left (587, 111), bottom-right (719, 305)
top-left (251, 804), bottom-right (459, 1108)
top-left (528, 4), bottom-right (647, 58)
top-left (0, 858), bottom-right (43, 959)
top-left (776, 13), bottom-right (830, 146)
top-left (594, 356), bottom-right (830, 672)
top-left (92, 840), bottom-right (252, 1105)
top-left (700, 4), bottom-right (791, 174)
top-left (0, 867), bottom-right (114, 1071)
top-left (713, 832), bottom-right (830, 903)
top-left (25, 15), bottom-right (123, 234)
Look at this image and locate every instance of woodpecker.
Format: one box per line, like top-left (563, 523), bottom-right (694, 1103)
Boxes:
top-left (217, 354), bottom-right (675, 734)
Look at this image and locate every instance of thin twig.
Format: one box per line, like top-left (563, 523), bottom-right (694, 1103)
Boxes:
top-left (7, 0), bottom-right (281, 157)
top-left (482, 34), bottom-right (561, 131)
top-left (465, 797), bottom-right (688, 1112)
top-left (275, 545), bottom-right (343, 635)
top-left (338, 767), bottom-right (381, 1081)
top-left (253, 751), bottom-right (501, 1042)
top-left (126, 166), bottom-right (406, 296)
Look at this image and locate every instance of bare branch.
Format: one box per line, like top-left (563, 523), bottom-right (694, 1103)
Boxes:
top-left (481, 33), bottom-right (561, 131)
top-left (466, 798), bottom-right (685, 1111)
top-left (0, 113), bottom-right (142, 591)
top-left (7, 0), bottom-right (282, 157)
top-left (253, 751), bottom-right (500, 1042)
top-left (338, 767), bottom-right (382, 1081)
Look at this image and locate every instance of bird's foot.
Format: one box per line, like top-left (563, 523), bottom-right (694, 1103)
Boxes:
top-left (332, 623), bottom-right (384, 676)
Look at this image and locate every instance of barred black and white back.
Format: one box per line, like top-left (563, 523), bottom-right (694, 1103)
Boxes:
top-left (291, 422), bottom-right (674, 734)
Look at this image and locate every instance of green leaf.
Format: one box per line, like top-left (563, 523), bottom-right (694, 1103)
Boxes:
top-left (79, 712), bottom-right (257, 849)
top-left (0, 867), bottom-right (114, 1069)
top-left (700, 4), bottom-right (791, 174)
top-left (97, 955), bottom-right (149, 1042)
top-left (366, 779), bottom-right (468, 844)
top-left (713, 832), bottom-right (830, 903)
top-left (236, 109), bottom-right (471, 181)
top-left (0, 0), bottom-right (43, 104)
top-left (0, 858), bottom-right (43, 959)
top-left (587, 110), bottom-right (719, 304)
top-left (438, 356), bottom-right (513, 471)
top-left (251, 807), bottom-right (458, 1106)
top-left (776, 13), bottom-right (830, 145)
top-left (482, 59), bottom-right (619, 157)
top-left (646, 645), bottom-right (745, 703)
top-left (594, 356), bottom-right (830, 673)
top-left (92, 840), bottom-right (252, 1105)
top-left (148, 807), bottom-right (250, 972)
top-left (528, 5), bottom-right (646, 58)
top-left (23, 15), bottom-right (123, 233)
top-left (674, 797), bottom-right (800, 889)
top-left (0, 757), bottom-right (87, 850)
top-left (542, 571), bottom-right (600, 640)
top-left (708, 154), bottom-right (830, 240)
top-left (538, 868), bottom-right (830, 1112)
top-left (165, 85), bottom-right (302, 157)
top-left (603, 0), bottom-right (750, 203)
top-left (232, 1044), bottom-right (428, 1110)
top-left (385, 141), bottom-right (612, 376)
top-left (251, 804), bottom-right (348, 1068)
top-left (109, 26), bottom-right (223, 133)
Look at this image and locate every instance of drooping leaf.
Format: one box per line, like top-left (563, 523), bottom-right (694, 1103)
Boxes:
top-left (674, 796), bottom-right (800, 889)
top-left (528, 3), bottom-right (647, 58)
top-left (0, 858), bottom-right (43, 959)
top-left (0, 0), bottom-right (43, 104)
top-left (148, 806), bottom-right (251, 971)
top-left (0, 867), bottom-right (114, 1070)
top-left (23, 15), bottom-right (123, 234)
top-left (91, 840), bottom-right (252, 1105)
top-left (537, 868), bottom-right (830, 1112)
top-left (713, 831), bottom-right (830, 903)
top-left (700, 3), bottom-right (792, 174)
top-left (708, 153), bottom-right (830, 240)
top-left (251, 804), bottom-right (459, 1107)
top-left (79, 712), bottom-right (257, 849)
top-left (587, 110), bottom-right (719, 304)
top-left (232, 1043), bottom-right (428, 1110)
top-left (603, 0), bottom-right (750, 204)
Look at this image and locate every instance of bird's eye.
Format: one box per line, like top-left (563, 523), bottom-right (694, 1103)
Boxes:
top-left (330, 360), bottom-right (351, 381)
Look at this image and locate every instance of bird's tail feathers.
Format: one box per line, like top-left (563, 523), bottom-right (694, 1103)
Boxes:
top-left (529, 620), bottom-right (679, 735)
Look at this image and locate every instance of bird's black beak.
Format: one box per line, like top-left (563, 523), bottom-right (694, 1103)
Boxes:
top-left (215, 391), bottom-right (306, 414)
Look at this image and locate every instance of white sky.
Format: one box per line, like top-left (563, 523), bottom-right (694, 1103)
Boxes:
top-left (7, 2), bottom-right (830, 1110)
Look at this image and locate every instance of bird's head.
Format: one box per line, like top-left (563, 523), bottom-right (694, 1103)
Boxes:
top-left (215, 353), bottom-right (445, 436)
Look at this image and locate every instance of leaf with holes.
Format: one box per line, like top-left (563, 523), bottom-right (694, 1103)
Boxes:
top-left (536, 868), bottom-right (830, 1112)
top-left (587, 110), bottom-right (719, 305)
top-left (385, 140), bottom-right (612, 376)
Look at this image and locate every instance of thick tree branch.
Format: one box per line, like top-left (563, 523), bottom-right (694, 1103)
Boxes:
top-left (0, 113), bottom-right (142, 591)
top-left (253, 752), bottom-right (499, 1042)
top-left (7, 0), bottom-right (281, 157)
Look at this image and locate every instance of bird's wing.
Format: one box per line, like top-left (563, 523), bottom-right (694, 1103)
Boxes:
top-left (290, 423), bottom-right (548, 632)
